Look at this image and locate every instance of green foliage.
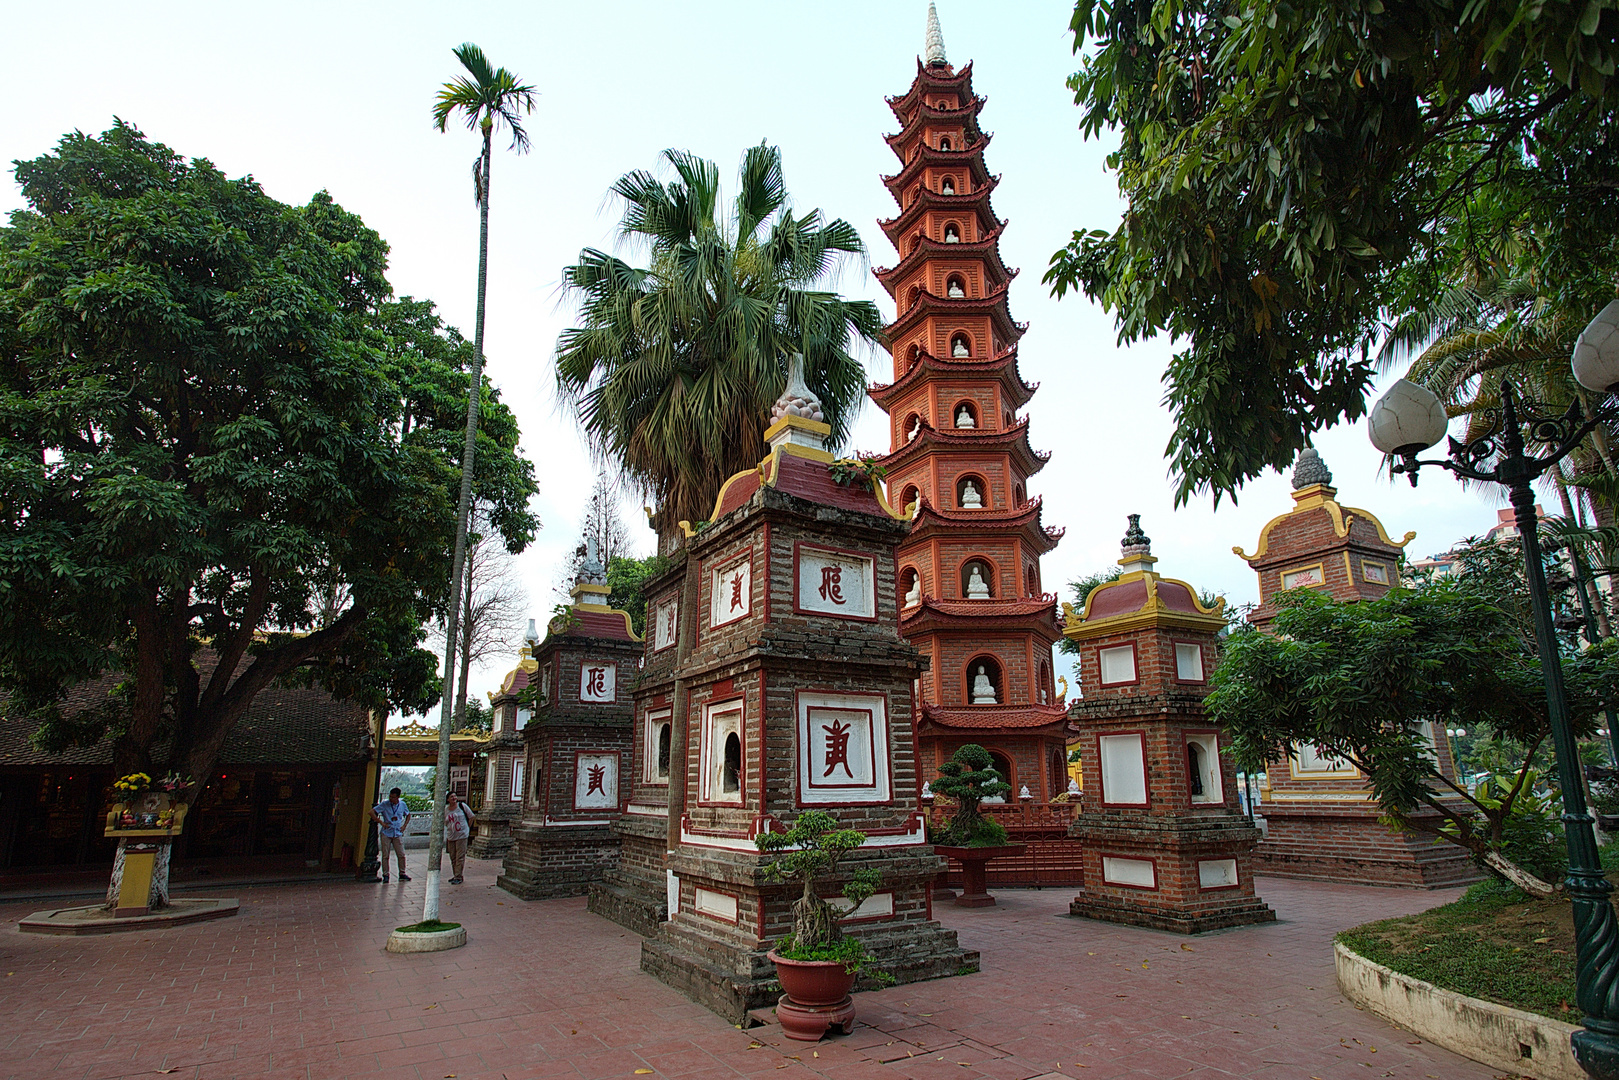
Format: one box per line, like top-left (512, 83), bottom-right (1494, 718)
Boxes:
top-left (1049, 0), bottom-right (1619, 504)
top-left (828, 456), bottom-right (888, 490)
top-left (755, 809), bottom-right (879, 952)
top-left (401, 793), bottom-right (432, 812)
top-left (555, 144), bottom-right (882, 530)
top-left (1207, 559), bottom-right (1619, 883)
top-left (0, 123), bottom-right (528, 789)
top-left (606, 554), bottom-right (673, 637)
top-left (933, 744), bottom-right (1013, 846)
top-left (460, 697), bottom-right (492, 734)
top-left (1057, 567), bottom-right (1123, 655)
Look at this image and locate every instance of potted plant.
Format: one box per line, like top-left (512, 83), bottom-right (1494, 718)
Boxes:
top-left (931, 744), bottom-right (1024, 907)
top-left (754, 809), bottom-right (883, 1040)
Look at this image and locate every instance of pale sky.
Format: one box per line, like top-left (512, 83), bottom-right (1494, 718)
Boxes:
top-left (1, 0), bottom-right (1511, 717)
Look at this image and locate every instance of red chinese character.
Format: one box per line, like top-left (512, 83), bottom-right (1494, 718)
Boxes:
top-left (818, 565), bottom-right (845, 605)
top-left (586, 667), bottom-right (606, 697)
top-left (663, 606), bottom-right (676, 641)
top-left (586, 764), bottom-right (607, 795)
top-left (730, 570), bottom-right (745, 611)
top-left (822, 719), bottom-right (853, 777)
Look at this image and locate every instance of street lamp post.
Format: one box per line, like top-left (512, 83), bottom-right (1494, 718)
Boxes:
top-left (1368, 299), bottom-right (1619, 1078)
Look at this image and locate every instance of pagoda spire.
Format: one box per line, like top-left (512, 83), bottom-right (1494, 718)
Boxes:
top-left (924, 2), bottom-right (947, 66)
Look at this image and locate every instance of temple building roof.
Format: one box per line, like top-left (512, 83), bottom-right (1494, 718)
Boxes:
top-left (868, 346), bottom-right (1036, 411)
top-left (1064, 516), bottom-right (1227, 639)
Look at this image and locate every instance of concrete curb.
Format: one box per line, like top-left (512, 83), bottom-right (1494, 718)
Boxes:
top-left (19, 898), bottom-right (239, 935)
top-left (1334, 940), bottom-right (1581, 1080)
top-left (385, 924), bottom-right (467, 953)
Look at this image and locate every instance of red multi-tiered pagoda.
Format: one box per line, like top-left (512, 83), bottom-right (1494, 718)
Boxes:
top-left (870, 6), bottom-right (1069, 800)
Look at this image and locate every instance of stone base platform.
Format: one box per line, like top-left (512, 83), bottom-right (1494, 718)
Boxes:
top-left (642, 919), bottom-right (978, 1026)
top-left (587, 870), bottom-right (666, 936)
top-left (1254, 805), bottom-right (1481, 888)
top-left (19, 897), bottom-right (239, 935)
top-left (497, 823), bottom-right (619, 900)
top-left (1069, 892), bottom-right (1276, 934)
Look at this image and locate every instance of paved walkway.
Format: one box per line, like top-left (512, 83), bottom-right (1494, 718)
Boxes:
top-left (0, 858), bottom-right (1502, 1080)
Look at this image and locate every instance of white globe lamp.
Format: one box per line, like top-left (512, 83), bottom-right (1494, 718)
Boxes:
top-left (1368, 378), bottom-right (1449, 456)
top-left (1572, 299), bottom-right (1619, 394)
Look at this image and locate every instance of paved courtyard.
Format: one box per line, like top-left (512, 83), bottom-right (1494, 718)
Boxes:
top-left (0, 859), bottom-right (1501, 1080)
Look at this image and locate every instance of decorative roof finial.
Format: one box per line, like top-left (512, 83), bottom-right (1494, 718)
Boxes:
top-left (524, 618), bottom-right (539, 647)
top-left (1292, 447), bottom-right (1334, 490)
top-left (766, 352), bottom-right (831, 455)
top-left (576, 535), bottom-right (607, 589)
top-left (924, 2), bottom-right (948, 66)
top-left (1121, 514), bottom-right (1152, 559)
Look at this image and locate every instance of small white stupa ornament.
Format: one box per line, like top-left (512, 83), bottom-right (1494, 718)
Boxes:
top-left (921, 780), bottom-right (933, 799)
top-left (767, 352), bottom-right (829, 453)
top-left (1067, 777), bottom-right (1081, 795)
top-left (923, 1), bottom-right (948, 66)
top-left (1019, 785), bottom-right (1033, 801)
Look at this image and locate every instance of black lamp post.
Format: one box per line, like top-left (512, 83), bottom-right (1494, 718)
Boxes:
top-left (1368, 299), bottom-right (1619, 1078)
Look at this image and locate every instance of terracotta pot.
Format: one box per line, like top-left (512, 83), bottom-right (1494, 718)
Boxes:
top-left (933, 844), bottom-right (1027, 908)
top-left (768, 949), bottom-right (857, 1008)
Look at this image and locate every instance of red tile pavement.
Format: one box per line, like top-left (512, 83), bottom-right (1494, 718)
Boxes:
top-left (0, 858), bottom-right (1502, 1080)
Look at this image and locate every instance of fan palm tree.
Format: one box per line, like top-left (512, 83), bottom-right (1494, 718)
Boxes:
top-left (422, 43), bottom-right (534, 919)
top-left (555, 143), bottom-right (881, 535)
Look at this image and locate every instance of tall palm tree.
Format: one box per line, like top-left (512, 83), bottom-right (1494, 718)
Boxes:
top-left (423, 43), bottom-right (534, 920)
top-left (555, 143), bottom-right (881, 535)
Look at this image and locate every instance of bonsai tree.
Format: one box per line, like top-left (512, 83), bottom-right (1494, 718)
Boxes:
top-left (934, 744), bottom-right (1012, 846)
top-left (755, 809), bottom-right (881, 955)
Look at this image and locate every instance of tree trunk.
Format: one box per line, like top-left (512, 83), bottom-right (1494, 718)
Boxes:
top-left (423, 122), bottom-right (492, 923)
top-left (455, 541), bottom-right (475, 729)
top-left (105, 838), bottom-right (172, 911)
top-left (1482, 850), bottom-right (1556, 897)
top-left (790, 893), bottom-right (842, 950)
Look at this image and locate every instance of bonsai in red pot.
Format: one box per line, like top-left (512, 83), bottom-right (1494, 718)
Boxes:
top-left (755, 810), bottom-right (883, 1040)
top-left (931, 744), bottom-right (1024, 907)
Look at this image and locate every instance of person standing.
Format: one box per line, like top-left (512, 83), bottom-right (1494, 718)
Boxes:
top-left (444, 791), bottom-right (477, 885)
top-left (371, 787), bottom-right (412, 882)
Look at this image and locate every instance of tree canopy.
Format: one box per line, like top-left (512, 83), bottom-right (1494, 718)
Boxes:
top-left (1207, 548), bottom-right (1619, 886)
top-left (555, 143), bottom-right (882, 530)
top-left (1047, 0), bottom-right (1619, 504)
top-left (0, 122), bottom-right (536, 785)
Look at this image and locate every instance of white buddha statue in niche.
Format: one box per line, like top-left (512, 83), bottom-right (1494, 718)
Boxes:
top-left (960, 480), bottom-right (983, 509)
top-left (941, 178), bottom-right (955, 195)
top-left (947, 279), bottom-right (965, 298)
top-left (952, 337), bottom-right (970, 357)
top-left (965, 564), bottom-right (990, 598)
top-left (904, 573), bottom-right (920, 607)
top-left (970, 664), bottom-right (998, 704)
top-left (955, 404), bottom-right (975, 428)
top-left (907, 416), bottom-right (920, 442)
top-left (944, 225), bottom-right (960, 243)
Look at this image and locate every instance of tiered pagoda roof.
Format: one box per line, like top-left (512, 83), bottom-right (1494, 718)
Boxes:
top-left (874, 415), bottom-right (1050, 477)
top-left (868, 346), bottom-right (1037, 411)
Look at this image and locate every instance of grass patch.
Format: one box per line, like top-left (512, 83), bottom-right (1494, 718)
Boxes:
top-left (1337, 876), bottom-right (1589, 1021)
top-left (393, 919), bottom-right (462, 934)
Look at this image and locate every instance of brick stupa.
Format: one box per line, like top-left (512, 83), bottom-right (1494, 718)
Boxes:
top-left (1063, 517), bottom-right (1274, 932)
top-left (1234, 450), bottom-right (1477, 887)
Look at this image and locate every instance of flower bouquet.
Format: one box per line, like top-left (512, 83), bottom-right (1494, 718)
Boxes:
top-left (112, 772), bottom-right (153, 797)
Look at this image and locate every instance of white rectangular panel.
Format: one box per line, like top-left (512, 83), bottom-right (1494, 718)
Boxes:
top-left (1198, 859), bottom-right (1239, 888)
top-left (1099, 733), bottom-right (1147, 805)
top-left (1102, 856), bottom-right (1156, 889)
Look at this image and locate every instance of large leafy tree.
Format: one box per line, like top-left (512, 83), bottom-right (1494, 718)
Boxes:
top-left (555, 143), bottom-right (882, 531)
top-left (1047, 0), bottom-right (1619, 504)
top-left (1208, 544), bottom-right (1619, 892)
top-left (0, 124), bottom-right (534, 883)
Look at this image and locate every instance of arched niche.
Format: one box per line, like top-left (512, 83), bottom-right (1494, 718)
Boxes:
top-left (1014, 481), bottom-right (1026, 505)
top-left (946, 274), bottom-right (966, 298)
top-left (908, 284), bottom-right (922, 311)
top-left (901, 483), bottom-right (920, 510)
top-left (966, 656), bottom-right (1004, 706)
top-left (900, 565), bottom-right (922, 607)
top-left (1025, 561), bottom-right (1039, 595)
top-left (903, 413), bottom-right (922, 442)
top-left (943, 222), bottom-right (961, 243)
top-left (959, 556), bottom-right (994, 598)
top-left (950, 332), bottom-right (972, 358)
top-left (939, 136), bottom-right (953, 151)
top-left (940, 176), bottom-right (956, 196)
top-left (721, 731), bottom-right (742, 794)
top-left (656, 722), bottom-right (671, 778)
top-left (1039, 658), bottom-right (1053, 705)
top-left (956, 474), bottom-right (988, 511)
top-left (987, 749), bottom-right (1015, 792)
top-left (951, 399), bottom-right (978, 429)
